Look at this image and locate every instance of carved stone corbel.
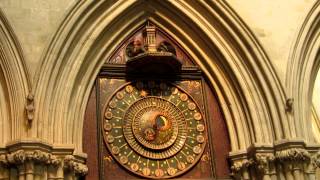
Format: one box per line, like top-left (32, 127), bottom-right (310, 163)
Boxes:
top-left (7, 150), bottom-right (26, 165)
top-left (63, 155), bottom-right (88, 176)
top-left (285, 98), bottom-right (294, 112)
top-left (25, 93), bottom-right (35, 125)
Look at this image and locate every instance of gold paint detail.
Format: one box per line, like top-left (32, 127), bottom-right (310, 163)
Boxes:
top-left (196, 124), bottom-right (205, 132)
top-left (193, 146), bottom-right (202, 154)
top-left (104, 122), bottom-right (112, 131)
top-left (155, 169), bottom-right (164, 177)
top-left (196, 135), bottom-right (205, 143)
top-left (109, 101), bottom-right (116, 109)
top-left (140, 90), bottom-right (148, 98)
top-left (123, 97), bottom-right (187, 159)
top-left (142, 167), bottom-right (151, 176)
top-left (106, 135), bottom-right (114, 143)
top-left (116, 92), bottom-right (124, 99)
top-left (104, 155), bottom-right (114, 162)
top-left (194, 112), bottom-right (202, 120)
top-left (131, 163), bottom-right (139, 172)
top-left (180, 93), bottom-right (188, 101)
top-left (188, 102), bottom-right (196, 110)
top-left (120, 156), bottom-right (128, 164)
top-left (111, 146), bottom-right (120, 155)
top-left (125, 85), bottom-right (134, 93)
top-left (177, 162), bottom-right (186, 170)
top-left (201, 151), bottom-right (211, 162)
top-left (171, 87), bottom-right (178, 95)
top-left (167, 167), bottom-right (176, 176)
top-left (104, 111), bottom-right (113, 119)
top-left (186, 155), bottom-right (194, 164)
top-left (103, 82), bottom-right (207, 179)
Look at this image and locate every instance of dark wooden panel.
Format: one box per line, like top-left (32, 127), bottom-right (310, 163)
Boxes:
top-left (204, 81), bottom-right (231, 178)
top-left (83, 77), bottom-right (231, 179)
top-left (83, 85), bottom-right (99, 180)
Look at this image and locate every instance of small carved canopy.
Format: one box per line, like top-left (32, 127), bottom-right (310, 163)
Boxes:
top-left (126, 51), bottom-right (182, 74)
top-left (105, 22), bottom-right (195, 74)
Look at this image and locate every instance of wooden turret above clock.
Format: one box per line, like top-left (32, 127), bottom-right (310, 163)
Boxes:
top-left (103, 21), bottom-right (198, 75)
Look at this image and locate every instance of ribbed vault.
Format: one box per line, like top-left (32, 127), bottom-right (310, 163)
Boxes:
top-left (33, 0), bottom-right (288, 155)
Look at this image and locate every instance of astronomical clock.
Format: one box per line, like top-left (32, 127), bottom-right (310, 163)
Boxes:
top-left (83, 22), bottom-right (231, 180)
top-left (102, 80), bottom-right (206, 178)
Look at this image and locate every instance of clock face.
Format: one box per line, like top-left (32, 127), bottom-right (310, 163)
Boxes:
top-left (102, 81), bottom-right (206, 179)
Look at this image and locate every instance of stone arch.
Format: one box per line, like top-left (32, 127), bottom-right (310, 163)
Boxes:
top-left (34, 0), bottom-right (288, 156)
top-left (0, 9), bottom-right (30, 145)
top-left (286, 0), bottom-right (320, 143)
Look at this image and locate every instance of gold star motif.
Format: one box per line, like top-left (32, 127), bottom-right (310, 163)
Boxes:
top-left (140, 90), bottom-right (148, 98)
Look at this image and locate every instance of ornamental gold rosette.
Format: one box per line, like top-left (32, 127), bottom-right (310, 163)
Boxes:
top-left (102, 81), bottom-right (206, 178)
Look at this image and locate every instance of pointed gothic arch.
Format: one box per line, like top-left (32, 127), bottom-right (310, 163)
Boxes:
top-left (286, 0), bottom-right (320, 143)
top-left (0, 9), bottom-right (30, 145)
top-left (33, 1), bottom-right (289, 162)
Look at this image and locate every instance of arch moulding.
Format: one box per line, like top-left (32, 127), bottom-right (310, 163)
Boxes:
top-left (286, 0), bottom-right (320, 144)
top-left (34, 0), bottom-right (287, 152)
top-left (0, 9), bottom-right (30, 146)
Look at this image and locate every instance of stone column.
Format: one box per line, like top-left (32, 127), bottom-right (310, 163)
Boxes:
top-left (255, 153), bottom-right (275, 180)
top-left (24, 161), bottom-right (34, 180)
top-left (0, 165), bottom-right (9, 180)
top-left (231, 158), bottom-right (253, 180)
top-left (64, 155), bottom-right (88, 180)
top-left (17, 165), bottom-right (25, 180)
top-left (0, 154), bottom-right (9, 180)
top-left (48, 162), bottom-right (64, 180)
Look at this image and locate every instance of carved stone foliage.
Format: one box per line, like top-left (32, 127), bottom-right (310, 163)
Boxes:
top-left (6, 150), bottom-right (25, 165)
top-left (311, 151), bottom-right (320, 168)
top-left (230, 147), bottom-right (320, 178)
top-left (64, 155), bottom-right (88, 176)
top-left (275, 148), bottom-right (310, 162)
top-left (254, 153), bottom-right (275, 173)
top-left (0, 154), bottom-right (8, 167)
top-left (231, 154), bottom-right (276, 176)
top-left (231, 159), bottom-right (254, 175)
top-left (0, 150), bottom-right (88, 178)
top-left (4, 150), bottom-right (60, 166)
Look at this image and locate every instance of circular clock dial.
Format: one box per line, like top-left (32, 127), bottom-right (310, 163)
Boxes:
top-left (103, 81), bottom-right (206, 179)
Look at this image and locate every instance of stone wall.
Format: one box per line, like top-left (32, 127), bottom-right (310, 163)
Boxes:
top-left (0, 0), bottom-right (76, 78)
